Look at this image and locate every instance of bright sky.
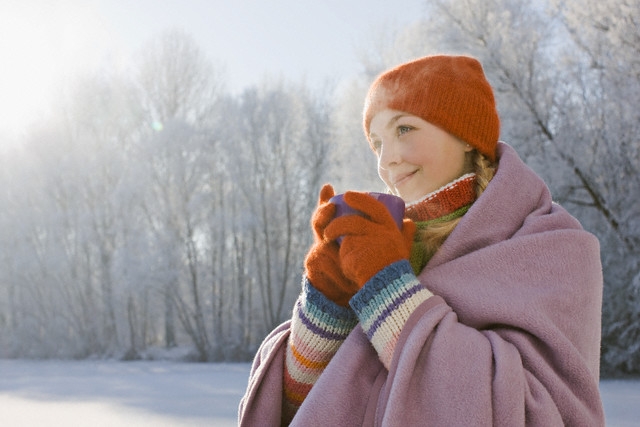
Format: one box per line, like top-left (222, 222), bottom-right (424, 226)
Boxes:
top-left (0, 0), bottom-right (426, 143)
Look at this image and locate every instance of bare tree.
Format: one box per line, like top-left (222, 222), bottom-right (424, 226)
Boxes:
top-left (136, 29), bottom-right (223, 126)
top-left (133, 29), bottom-right (224, 360)
top-left (227, 81), bottom-right (331, 335)
top-left (551, 0), bottom-right (640, 374)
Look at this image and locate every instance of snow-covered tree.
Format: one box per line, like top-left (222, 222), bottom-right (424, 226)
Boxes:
top-left (225, 80), bottom-right (332, 337)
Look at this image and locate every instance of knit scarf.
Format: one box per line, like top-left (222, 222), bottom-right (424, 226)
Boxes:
top-left (405, 173), bottom-right (477, 274)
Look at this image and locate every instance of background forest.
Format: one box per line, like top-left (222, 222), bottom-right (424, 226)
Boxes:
top-left (0, 0), bottom-right (638, 377)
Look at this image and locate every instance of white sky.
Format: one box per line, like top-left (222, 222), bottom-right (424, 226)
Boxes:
top-left (0, 0), bottom-right (426, 142)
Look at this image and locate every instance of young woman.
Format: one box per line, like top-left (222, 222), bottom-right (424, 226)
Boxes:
top-left (239, 55), bottom-right (605, 426)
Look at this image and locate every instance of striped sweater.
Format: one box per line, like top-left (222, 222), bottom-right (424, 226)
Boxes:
top-left (283, 263), bottom-right (432, 422)
top-left (282, 280), bottom-right (358, 423)
top-left (349, 260), bottom-right (432, 368)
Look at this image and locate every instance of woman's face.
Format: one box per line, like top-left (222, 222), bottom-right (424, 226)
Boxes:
top-left (369, 109), bottom-right (472, 203)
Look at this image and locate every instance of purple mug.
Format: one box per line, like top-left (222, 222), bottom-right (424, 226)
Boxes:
top-left (329, 192), bottom-right (405, 243)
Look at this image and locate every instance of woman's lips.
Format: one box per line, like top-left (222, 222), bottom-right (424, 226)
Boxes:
top-left (393, 170), bottom-right (417, 187)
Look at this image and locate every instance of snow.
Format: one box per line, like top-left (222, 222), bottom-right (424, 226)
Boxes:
top-left (600, 379), bottom-right (640, 427)
top-left (0, 359), bottom-right (636, 426)
top-left (0, 360), bottom-right (249, 426)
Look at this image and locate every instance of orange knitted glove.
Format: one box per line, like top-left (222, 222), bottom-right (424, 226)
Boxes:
top-left (324, 191), bottom-right (416, 287)
top-left (304, 184), bottom-right (360, 307)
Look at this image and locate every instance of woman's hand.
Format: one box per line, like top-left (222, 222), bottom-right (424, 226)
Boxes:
top-left (324, 191), bottom-right (416, 287)
top-left (304, 184), bottom-right (360, 307)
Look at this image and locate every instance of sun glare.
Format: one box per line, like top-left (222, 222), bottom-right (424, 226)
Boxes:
top-left (0, 1), bottom-right (111, 143)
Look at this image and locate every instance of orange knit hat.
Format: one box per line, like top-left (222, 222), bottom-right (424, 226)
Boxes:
top-left (363, 55), bottom-right (500, 161)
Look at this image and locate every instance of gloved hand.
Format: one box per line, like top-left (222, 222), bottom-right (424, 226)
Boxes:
top-left (304, 184), bottom-right (360, 307)
top-left (324, 191), bottom-right (416, 287)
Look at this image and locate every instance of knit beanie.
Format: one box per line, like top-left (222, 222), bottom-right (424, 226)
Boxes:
top-left (363, 55), bottom-right (500, 161)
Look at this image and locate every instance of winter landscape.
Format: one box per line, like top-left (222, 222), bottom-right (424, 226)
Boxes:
top-left (0, 359), bottom-right (638, 426)
top-left (1, 0), bottom-right (639, 426)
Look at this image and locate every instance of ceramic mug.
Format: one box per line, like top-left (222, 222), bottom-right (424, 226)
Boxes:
top-left (329, 192), bottom-right (405, 243)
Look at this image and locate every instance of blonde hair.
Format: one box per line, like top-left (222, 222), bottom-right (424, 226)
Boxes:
top-left (416, 150), bottom-right (496, 259)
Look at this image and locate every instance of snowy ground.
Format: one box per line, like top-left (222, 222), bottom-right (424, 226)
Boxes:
top-left (0, 360), bottom-right (246, 426)
top-left (0, 359), bottom-right (637, 426)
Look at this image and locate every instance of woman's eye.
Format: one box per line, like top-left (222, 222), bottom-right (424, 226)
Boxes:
top-left (397, 125), bottom-right (413, 136)
top-left (371, 139), bottom-right (382, 152)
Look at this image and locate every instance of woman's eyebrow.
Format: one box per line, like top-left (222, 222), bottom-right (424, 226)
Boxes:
top-left (387, 114), bottom-right (409, 129)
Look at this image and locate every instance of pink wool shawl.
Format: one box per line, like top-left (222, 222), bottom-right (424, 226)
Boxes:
top-left (238, 143), bottom-right (605, 426)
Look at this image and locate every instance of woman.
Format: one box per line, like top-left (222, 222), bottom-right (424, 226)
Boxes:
top-left (239, 55), bottom-right (605, 426)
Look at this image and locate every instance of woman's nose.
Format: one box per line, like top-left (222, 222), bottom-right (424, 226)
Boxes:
top-left (378, 140), bottom-right (401, 170)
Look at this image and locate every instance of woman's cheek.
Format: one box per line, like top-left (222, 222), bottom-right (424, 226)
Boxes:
top-left (378, 168), bottom-right (391, 188)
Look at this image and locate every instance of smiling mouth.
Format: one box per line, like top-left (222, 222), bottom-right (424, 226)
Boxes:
top-left (393, 170), bottom-right (418, 187)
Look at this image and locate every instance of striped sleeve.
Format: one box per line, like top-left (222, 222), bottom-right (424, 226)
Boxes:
top-left (350, 260), bottom-right (434, 369)
top-left (283, 278), bottom-right (358, 423)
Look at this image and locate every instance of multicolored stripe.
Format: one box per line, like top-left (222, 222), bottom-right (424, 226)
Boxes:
top-left (283, 278), bottom-right (358, 422)
top-left (350, 260), bottom-right (433, 369)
